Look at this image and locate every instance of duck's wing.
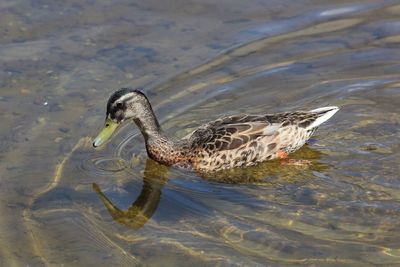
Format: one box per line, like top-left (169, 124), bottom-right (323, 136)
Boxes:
top-left (188, 106), bottom-right (339, 152)
top-left (188, 114), bottom-right (282, 151)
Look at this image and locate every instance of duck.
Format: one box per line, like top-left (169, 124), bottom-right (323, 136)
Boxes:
top-left (93, 88), bottom-right (339, 172)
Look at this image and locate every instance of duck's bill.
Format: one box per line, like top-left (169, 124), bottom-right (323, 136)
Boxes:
top-left (93, 118), bottom-right (119, 147)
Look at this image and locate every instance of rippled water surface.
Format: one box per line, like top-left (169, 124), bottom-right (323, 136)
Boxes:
top-left (1, 0), bottom-right (400, 266)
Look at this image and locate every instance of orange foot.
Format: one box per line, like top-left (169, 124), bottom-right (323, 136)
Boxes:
top-left (277, 150), bottom-right (311, 166)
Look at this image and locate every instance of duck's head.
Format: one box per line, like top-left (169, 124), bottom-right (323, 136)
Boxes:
top-left (93, 88), bottom-right (154, 147)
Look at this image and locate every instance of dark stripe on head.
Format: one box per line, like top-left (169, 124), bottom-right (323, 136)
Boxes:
top-left (106, 88), bottom-right (146, 114)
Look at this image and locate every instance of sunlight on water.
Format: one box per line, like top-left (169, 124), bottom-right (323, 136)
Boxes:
top-left (0, 0), bottom-right (400, 266)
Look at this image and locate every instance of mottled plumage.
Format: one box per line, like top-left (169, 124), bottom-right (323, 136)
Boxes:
top-left (93, 88), bottom-right (339, 172)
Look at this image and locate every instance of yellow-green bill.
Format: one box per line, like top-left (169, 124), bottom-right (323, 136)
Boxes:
top-left (93, 118), bottom-right (119, 147)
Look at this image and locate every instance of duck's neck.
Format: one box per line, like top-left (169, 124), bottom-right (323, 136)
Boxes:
top-left (133, 115), bottom-right (162, 141)
top-left (133, 114), bottom-right (189, 166)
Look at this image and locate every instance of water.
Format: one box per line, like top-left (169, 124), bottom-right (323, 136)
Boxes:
top-left (1, 0), bottom-right (400, 266)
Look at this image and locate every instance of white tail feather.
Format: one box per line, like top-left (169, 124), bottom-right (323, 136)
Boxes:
top-left (307, 106), bottom-right (339, 129)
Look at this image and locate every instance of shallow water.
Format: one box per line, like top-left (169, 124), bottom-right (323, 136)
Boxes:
top-left (1, 0), bottom-right (400, 266)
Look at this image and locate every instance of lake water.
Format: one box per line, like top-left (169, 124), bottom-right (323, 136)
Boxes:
top-left (1, 0), bottom-right (400, 266)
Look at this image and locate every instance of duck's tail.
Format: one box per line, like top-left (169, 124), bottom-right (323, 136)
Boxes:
top-left (307, 106), bottom-right (339, 129)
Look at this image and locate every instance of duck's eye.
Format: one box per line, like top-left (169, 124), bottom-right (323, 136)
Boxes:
top-left (116, 102), bottom-right (123, 109)
top-left (105, 123), bottom-right (110, 127)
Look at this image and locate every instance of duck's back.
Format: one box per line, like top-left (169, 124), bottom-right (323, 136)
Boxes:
top-left (188, 107), bottom-right (339, 172)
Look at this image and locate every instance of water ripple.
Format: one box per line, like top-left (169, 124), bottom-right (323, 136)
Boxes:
top-left (79, 157), bottom-right (128, 176)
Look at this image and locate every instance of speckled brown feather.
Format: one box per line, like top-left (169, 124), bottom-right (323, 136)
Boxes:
top-left (181, 112), bottom-right (323, 171)
top-left (144, 110), bottom-right (335, 172)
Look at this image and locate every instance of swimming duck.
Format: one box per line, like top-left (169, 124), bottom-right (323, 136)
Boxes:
top-left (93, 88), bottom-right (339, 172)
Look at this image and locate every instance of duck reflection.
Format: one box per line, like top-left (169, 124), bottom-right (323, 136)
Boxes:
top-left (93, 145), bottom-right (327, 229)
top-left (92, 159), bottom-right (169, 229)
